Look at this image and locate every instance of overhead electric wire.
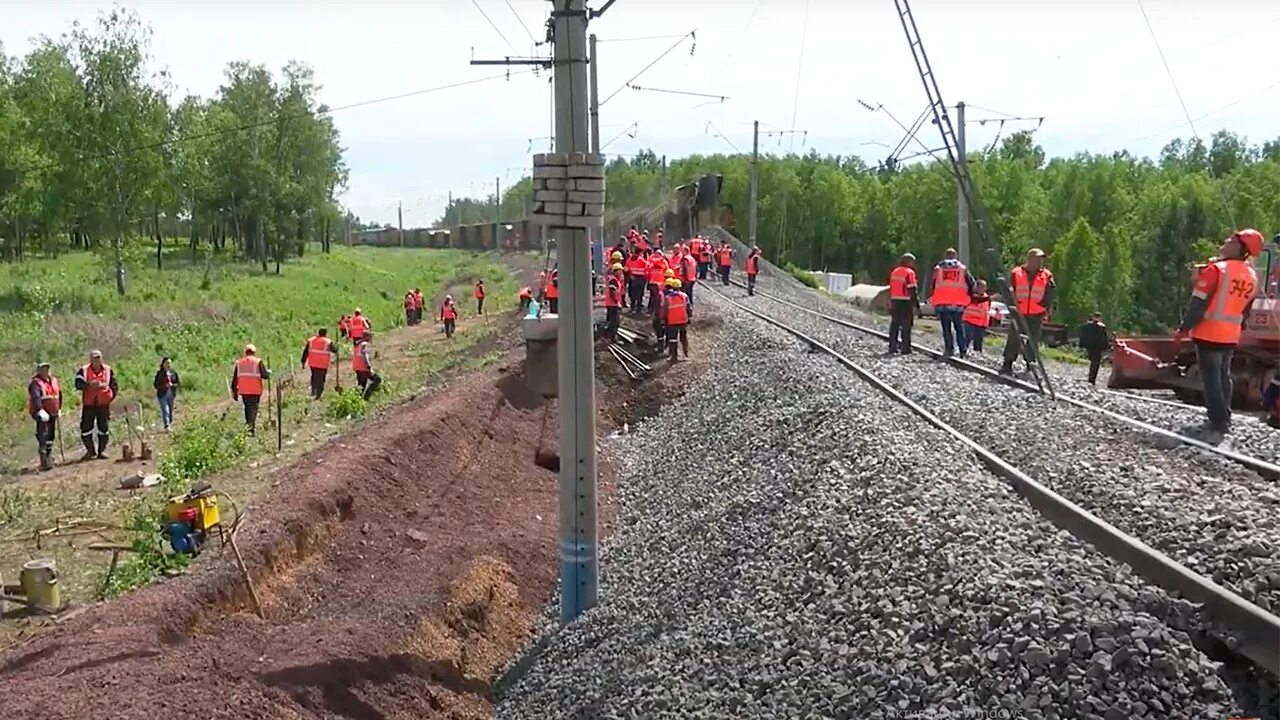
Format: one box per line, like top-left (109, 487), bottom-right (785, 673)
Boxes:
top-left (14, 69), bottom-right (541, 176)
top-left (471, 0), bottom-right (519, 53)
top-left (787, 0), bottom-right (812, 152)
top-left (711, 0), bottom-right (764, 87)
top-left (503, 0), bottom-right (540, 47)
top-left (599, 31), bottom-right (696, 108)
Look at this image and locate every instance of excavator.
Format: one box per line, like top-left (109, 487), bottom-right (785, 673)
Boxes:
top-left (1109, 235), bottom-right (1280, 407)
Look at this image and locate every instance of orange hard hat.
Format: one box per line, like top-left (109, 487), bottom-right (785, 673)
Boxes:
top-left (1232, 228), bottom-right (1264, 257)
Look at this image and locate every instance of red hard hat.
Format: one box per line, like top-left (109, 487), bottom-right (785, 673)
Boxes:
top-left (1233, 228), bottom-right (1264, 257)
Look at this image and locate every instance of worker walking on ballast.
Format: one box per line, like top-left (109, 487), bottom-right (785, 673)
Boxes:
top-left (1173, 229), bottom-right (1262, 436)
top-left (352, 332), bottom-right (382, 400)
top-left (301, 328), bottom-right (338, 399)
top-left (230, 344), bottom-right (270, 436)
top-left (1000, 248), bottom-right (1056, 376)
top-left (887, 254), bottom-right (919, 354)
top-left (928, 247), bottom-right (975, 357)
top-left (661, 277), bottom-right (691, 361)
top-left (959, 280), bottom-right (992, 357)
top-left (1078, 312), bottom-right (1109, 386)
top-left (745, 246), bottom-right (763, 296)
top-left (75, 350), bottom-right (117, 460)
top-left (28, 361), bottom-right (62, 471)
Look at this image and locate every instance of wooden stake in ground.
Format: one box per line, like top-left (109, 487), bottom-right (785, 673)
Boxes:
top-left (228, 517), bottom-right (264, 619)
top-left (276, 381), bottom-right (283, 452)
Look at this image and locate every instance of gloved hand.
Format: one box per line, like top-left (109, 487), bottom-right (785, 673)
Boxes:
top-left (1172, 328), bottom-right (1189, 351)
top-left (36, 409), bottom-right (50, 422)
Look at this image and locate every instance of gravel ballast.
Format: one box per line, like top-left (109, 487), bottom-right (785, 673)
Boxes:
top-left (496, 288), bottom-right (1249, 720)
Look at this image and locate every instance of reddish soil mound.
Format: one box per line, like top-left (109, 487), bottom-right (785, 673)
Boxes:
top-left (0, 357), bottom-right (587, 720)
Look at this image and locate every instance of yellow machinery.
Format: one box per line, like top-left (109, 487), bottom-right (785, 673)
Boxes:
top-left (162, 484), bottom-right (223, 556)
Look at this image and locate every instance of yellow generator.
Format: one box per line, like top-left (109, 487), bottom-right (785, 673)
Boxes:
top-left (162, 484), bottom-right (223, 556)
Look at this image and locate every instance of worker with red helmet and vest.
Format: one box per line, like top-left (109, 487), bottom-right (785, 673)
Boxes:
top-left (352, 331), bottom-right (381, 400)
top-left (349, 308), bottom-right (371, 344)
top-left (1173, 229), bottom-right (1262, 435)
top-left (716, 243), bottom-right (734, 286)
top-left (928, 248), bottom-right (976, 357)
top-left (230, 344), bottom-right (270, 436)
top-left (999, 248), bottom-right (1056, 376)
top-left (74, 350), bottom-right (118, 460)
top-left (661, 277), bottom-right (691, 361)
top-left (440, 294), bottom-right (459, 339)
top-left (887, 253), bottom-right (920, 354)
top-left (300, 328), bottom-right (338, 399)
top-left (474, 279), bottom-right (486, 315)
top-left (959, 279), bottom-right (993, 356)
top-left (603, 262), bottom-right (625, 339)
top-left (745, 246), bottom-right (764, 296)
top-left (28, 361), bottom-right (62, 471)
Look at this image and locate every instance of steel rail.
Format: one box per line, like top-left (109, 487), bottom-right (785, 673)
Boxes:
top-left (707, 282), bottom-right (1280, 676)
top-left (732, 281), bottom-right (1280, 481)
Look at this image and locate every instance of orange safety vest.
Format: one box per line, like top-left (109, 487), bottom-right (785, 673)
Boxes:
top-left (962, 300), bottom-right (991, 328)
top-left (681, 255), bottom-right (697, 282)
top-left (888, 266), bottom-right (917, 301)
top-left (663, 290), bottom-right (689, 326)
top-left (746, 254), bottom-right (761, 276)
top-left (930, 262), bottom-right (970, 307)
top-left (647, 256), bottom-right (668, 285)
top-left (604, 275), bottom-right (623, 308)
top-left (474, 282), bottom-right (486, 299)
top-left (29, 375), bottom-right (60, 416)
top-left (413, 292), bottom-right (424, 309)
top-left (80, 363), bottom-right (114, 407)
top-left (352, 341), bottom-right (371, 372)
top-left (699, 242), bottom-right (713, 263)
top-left (546, 271), bottom-right (559, 299)
top-left (626, 256), bottom-right (647, 277)
top-left (404, 293), bottom-right (415, 310)
top-left (1011, 266), bottom-right (1052, 317)
top-left (717, 247), bottom-right (732, 267)
top-left (519, 286), bottom-right (532, 299)
top-left (688, 238), bottom-right (702, 258)
top-left (349, 314), bottom-right (370, 339)
top-left (636, 235), bottom-right (650, 251)
top-left (235, 356), bottom-right (264, 396)
top-left (339, 317), bottom-right (349, 335)
top-left (306, 336), bottom-right (332, 370)
top-left (1191, 259), bottom-right (1258, 345)
top-left (441, 301), bottom-right (458, 320)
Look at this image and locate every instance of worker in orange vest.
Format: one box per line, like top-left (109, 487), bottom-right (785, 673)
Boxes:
top-left (999, 249), bottom-right (1056, 375)
top-left (603, 262), bottom-right (625, 339)
top-left (625, 249), bottom-right (648, 314)
top-left (928, 247), bottom-right (976, 357)
top-left (230, 344), bottom-right (270, 436)
top-left (28, 361), bottom-right (62, 471)
top-left (661, 277), bottom-right (691, 361)
top-left (697, 237), bottom-right (713, 280)
top-left (74, 349), bottom-right (117, 460)
top-left (688, 237), bottom-right (703, 273)
top-left (349, 309), bottom-right (371, 343)
top-left (887, 254), bottom-right (919, 354)
top-left (646, 252), bottom-right (669, 315)
top-left (518, 286), bottom-right (533, 313)
top-left (474, 279), bottom-right (486, 315)
top-left (959, 280), bottom-right (992, 357)
top-left (678, 246), bottom-right (698, 306)
top-left (301, 328), bottom-right (337, 399)
top-left (352, 331), bottom-right (381, 399)
top-left (745, 246), bottom-right (763, 296)
top-left (716, 243), bottom-right (734, 286)
top-left (412, 288), bottom-right (425, 324)
top-left (338, 315), bottom-right (351, 340)
top-left (545, 267), bottom-right (560, 314)
top-left (1173, 229), bottom-right (1263, 434)
top-left (403, 290), bottom-right (417, 326)
top-left (440, 294), bottom-right (459, 339)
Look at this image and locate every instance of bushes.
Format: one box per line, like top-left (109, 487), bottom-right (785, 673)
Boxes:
top-left (327, 387), bottom-right (368, 420)
top-left (785, 262), bottom-right (822, 289)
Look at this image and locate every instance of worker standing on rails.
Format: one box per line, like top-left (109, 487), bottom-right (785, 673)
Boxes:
top-left (1078, 313), bottom-right (1110, 386)
top-left (440, 294), bottom-right (459, 339)
top-left (301, 328), bottom-right (338, 399)
top-left (349, 308), bottom-right (371, 345)
top-left (230, 344), bottom-right (270, 436)
top-left (28, 361), bottom-right (61, 471)
top-left (959, 280), bottom-right (992, 356)
top-left (928, 248), bottom-right (976, 357)
top-left (661, 277), bottom-right (691, 361)
top-left (887, 254), bottom-right (920, 355)
top-left (678, 245), bottom-right (698, 307)
top-left (717, 242), bottom-right (734, 286)
top-left (603, 262), bottom-right (625, 340)
top-left (626, 249), bottom-right (648, 314)
top-left (75, 350), bottom-right (117, 460)
top-left (1173, 229), bottom-right (1262, 435)
top-left (745, 246), bottom-right (763, 296)
top-left (474, 279), bottom-right (486, 315)
top-left (999, 249), bottom-right (1056, 376)
top-left (352, 332), bottom-right (382, 400)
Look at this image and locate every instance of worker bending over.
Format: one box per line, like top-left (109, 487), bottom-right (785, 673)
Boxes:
top-left (603, 262), bottom-right (625, 340)
top-left (745, 246), bottom-right (763, 296)
top-left (75, 350), bottom-right (117, 460)
top-left (661, 277), bottom-right (691, 361)
top-left (1174, 229), bottom-right (1261, 435)
top-left (440, 295), bottom-right (459, 339)
top-left (301, 328), bottom-right (338, 398)
top-left (1077, 313), bottom-right (1109, 386)
top-left (518, 286), bottom-right (533, 312)
top-left (28, 361), bottom-right (61, 471)
top-left (352, 332), bottom-right (382, 400)
top-left (1000, 249), bottom-right (1056, 376)
top-left (928, 248), bottom-right (975, 357)
top-left (230, 344), bottom-right (270, 436)
top-left (887, 254), bottom-right (919, 355)
top-left (959, 280), bottom-right (991, 356)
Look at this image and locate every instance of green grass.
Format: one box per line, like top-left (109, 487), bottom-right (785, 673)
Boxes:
top-left (1041, 344), bottom-right (1088, 365)
top-left (0, 244), bottom-right (513, 472)
top-left (784, 262), bottom-right (822, 290)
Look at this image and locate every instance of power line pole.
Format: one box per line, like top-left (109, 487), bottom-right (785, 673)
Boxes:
top-left (660, 154), bottom-right (667, 200)
top-left (589, 32), bottom-right (603, 275)
top-left (956, 100), bottom-right (969, 265)
top-left (495, 176), bottom-right (501, 249)
top-left (749, 120), bottom-right (759, 247)
top-left (398, 200), bottom-right (404, 247)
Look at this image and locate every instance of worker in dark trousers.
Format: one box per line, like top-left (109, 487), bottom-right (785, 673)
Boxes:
top-left (745, 246), bottom-right (763, 296)
top-left (519, 286), bottom-right (533, 312)
top-left (440, 295), bottom-right (458, 339)
top-left (886, 254), bottom-right (919, 354)
top-left (28, 361), bottom-right (62, 471)
top-left (352, 332), bottom-right (382, 400)
top-left (603, 263), bottom-right (624, 340)
top-left (1264, 374), bottom-right (1280, 428)
top-left (716, 243), bottom-right (733, 285)
top-left (75, 349), bottom-right (117, 460)
top-left (301, 328), bottom-right (338, 398)
top-left (230, 344), bottom-right (270, 436)
top-left (1000, 249), bottom-right (1056, 375)
top-left (474, 279), bottom-right (486, 315)
top-left (1078, 312), bottom-right (1109, 386)
top-left (661, 278), bottom-right (691, 361)
top-left (625, 249), bottom-right (648, 314)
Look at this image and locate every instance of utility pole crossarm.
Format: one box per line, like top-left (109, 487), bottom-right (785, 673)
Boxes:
top-left (470, 57), bottom-right (554, 68)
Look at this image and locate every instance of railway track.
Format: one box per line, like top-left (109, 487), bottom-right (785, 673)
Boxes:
top-left (704, 281), bottom-right (1280, 677)
top-left (726, 279), bottom-right (1280, 481)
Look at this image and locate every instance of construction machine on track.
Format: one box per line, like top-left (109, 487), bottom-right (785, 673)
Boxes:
top-left (1109, 236), bottom-right (1280, 407)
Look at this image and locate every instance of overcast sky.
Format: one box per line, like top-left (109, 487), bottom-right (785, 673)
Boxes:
top-left (4, 0), bottom-right (1276, 226)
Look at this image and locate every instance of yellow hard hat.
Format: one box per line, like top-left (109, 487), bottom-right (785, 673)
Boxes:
top-left (664, 269), bottom-right (676, 278)
top-left (610, 251), bottom-right (623, 261)
top-left (666, 277), bottom-right (682, 288)
top-left (611, 262), bottom-right (624, 271)
top-left (244, 343), bottom-right (257, 354)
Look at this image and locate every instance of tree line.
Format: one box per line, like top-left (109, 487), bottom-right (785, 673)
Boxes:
top-left (0, 9), bottom-right (347, 288)
top-left (451, 137), bottom-right (1278, 332)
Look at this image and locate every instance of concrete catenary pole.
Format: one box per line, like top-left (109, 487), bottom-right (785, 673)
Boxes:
top-left (956, 100), bottom-right (969, 265)
top-left (589, 32), bottom-right (603, 275)
top-left (749, 120), bottom-right (759, 246)
top-left (495, 176), bottom-right (501, 249)
top-left (552, 0), bottom-right (598, 624)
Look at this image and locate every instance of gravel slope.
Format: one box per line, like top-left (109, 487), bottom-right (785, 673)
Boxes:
top-left (496, 289), bottom-right (1252, 720)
